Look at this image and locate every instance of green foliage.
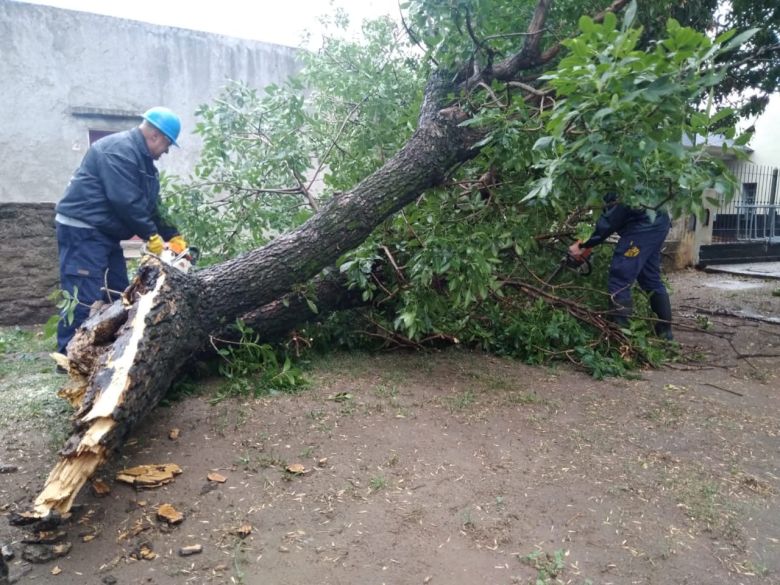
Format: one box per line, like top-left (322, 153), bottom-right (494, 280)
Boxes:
top-left (0, 327), bottom-right (33, 355)
top-left (163, 16), bottom-right (422, 266)
top-left (162, 82), bottom-right (315, 264)
top-left (43, 287), bottom-right (80, 340)
top-left (528, 14), bottom-right (753, 219)
top-left (520, 548), bottom-right (568, 585)
top-left (212, 320), bottom-right (307, 402)
top-left (161, 3), bottom-right (764, 378)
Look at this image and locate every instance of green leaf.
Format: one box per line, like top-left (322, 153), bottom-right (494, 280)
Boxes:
top-left (306, 299), bottom-right (318, 314)
top-left (578, 15), bottom-right (595, 34)
top-left (622, 0), bottom-right (637, 31)
top-left (532, 136), bottom-right (554, 151)
top-left (720, 28), bottom-right (760, 54)
top-left (43, 314), bottom-right (60, 340)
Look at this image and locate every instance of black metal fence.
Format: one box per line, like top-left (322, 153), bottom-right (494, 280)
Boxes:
top-left (713, 163), bottom-right (780, 243)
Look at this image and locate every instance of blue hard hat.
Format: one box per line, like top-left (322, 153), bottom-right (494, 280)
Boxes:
top-left (142, 107), bottom-right (181, 146)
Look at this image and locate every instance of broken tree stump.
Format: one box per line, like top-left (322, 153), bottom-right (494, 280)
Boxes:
top-left (31, 259), bottom-right (202, 520)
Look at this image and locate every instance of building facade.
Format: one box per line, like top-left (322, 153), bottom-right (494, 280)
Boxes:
top-left (0, 1), bottom-right (303, 203)
top-left (0, 1), bottom-right (303, 324)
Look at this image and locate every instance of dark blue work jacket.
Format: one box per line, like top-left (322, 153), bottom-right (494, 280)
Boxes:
top-left (583, 199), bottom-right (670, 248)
top-left (55, 128), bottom-right (177, 241)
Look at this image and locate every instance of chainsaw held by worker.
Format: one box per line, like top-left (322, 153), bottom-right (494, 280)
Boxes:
top-left (543, 243), bottom-right (592, 288)
top-left (142, 242), bottom-right (200, 273)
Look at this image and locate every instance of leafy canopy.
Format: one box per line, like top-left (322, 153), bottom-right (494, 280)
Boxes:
top-left (163, 0), bottom-right (760, 376)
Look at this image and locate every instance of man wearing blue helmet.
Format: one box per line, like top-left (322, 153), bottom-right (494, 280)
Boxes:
top-left (54, 107), bottom-right (188, 361)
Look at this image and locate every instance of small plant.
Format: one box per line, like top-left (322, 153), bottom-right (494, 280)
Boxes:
top-left (212, 320), bottom-right (307, 402)
top-left (369, 475), bottom-right (387, 492)
top-left (43, 287), bottom-right (81, 339)
top-left (448, 389), bottom-right (476, 411)
top-left (520, 549), bottom-right (567, 584)
top-left (695, 314), bottom-right (713, 330)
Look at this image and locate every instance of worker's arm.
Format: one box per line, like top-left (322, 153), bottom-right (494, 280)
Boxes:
top-left (581, 202), bottom-right (630, 248)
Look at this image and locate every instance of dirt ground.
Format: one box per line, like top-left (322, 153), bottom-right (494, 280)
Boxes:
top-left (1, 268), bottom-right (779, 585)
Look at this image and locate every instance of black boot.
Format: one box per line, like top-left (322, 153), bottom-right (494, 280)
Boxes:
top-left (649, 291), bottom-right (673, 340)
top-left (608, 299), bottom-right (632, 329)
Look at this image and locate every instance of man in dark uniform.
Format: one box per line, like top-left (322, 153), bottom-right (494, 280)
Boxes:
top-left (54, 107), bottom-right (187, 357)
top-left (569, 194), bottom-right (673, 340)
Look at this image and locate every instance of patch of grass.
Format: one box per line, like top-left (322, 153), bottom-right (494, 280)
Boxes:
top-left (735, 558), bottom-right (770, 577)
top-left (235, 450), bottom-right (286, 472)
top-left (465, 369), bottom-right (513, 390)
top-left (461, 510), bottom-right (475, 529)
top-left (447, 389), bottom-right (476, 411)
top-left (0, 326), bottom-right (55, 355)
top-left (519, 549), bottom-right (567, 584)
top-left (506, 391), bottom-right (543, 406)
top-left (640, 397), bottom-right (685, 426)
top-left (307, 409), bottom-right (326, 420)
top-left (369, 475), bottom-right (387, 492)
top-left (0, 326), bottom-right (72, 449)
top-left (373, 383), bottom-right (399, 400)
top-left (212, 403), bottom-right (250, 435)
top-left (673, 471), bottom-right (744, 545)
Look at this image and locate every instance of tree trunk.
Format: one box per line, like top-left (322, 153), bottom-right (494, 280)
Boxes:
top-left (24, 77), bottom-right (483, 522)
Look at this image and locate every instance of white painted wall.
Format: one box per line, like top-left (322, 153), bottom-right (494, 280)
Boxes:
top-left (0, 1), bottom-right (303, 203)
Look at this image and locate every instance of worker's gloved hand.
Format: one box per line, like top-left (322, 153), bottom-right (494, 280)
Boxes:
top-left (146, 234), bottom-right (164, 255)
top-left (568, 241), bottom-right (584, 260)
top-left (168, 235), bottom-right (187, 254)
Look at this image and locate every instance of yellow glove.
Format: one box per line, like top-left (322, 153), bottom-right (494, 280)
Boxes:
top-left (146, 234), bottom-right (164, 255)
top-left (168, 235), bottom-right (187, 254)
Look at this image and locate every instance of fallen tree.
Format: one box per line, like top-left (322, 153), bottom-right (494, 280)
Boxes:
top-left (15, 0), bottom-right (769, 523)
top-left (22, 71), bottom-right (486, 521)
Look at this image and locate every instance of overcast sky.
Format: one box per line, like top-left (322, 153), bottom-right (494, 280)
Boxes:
top-left (17, 0), bottom-right (402, 47)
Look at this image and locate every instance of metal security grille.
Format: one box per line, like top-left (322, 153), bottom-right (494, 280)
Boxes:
top-left (713, 163), bottom-right (780, 242)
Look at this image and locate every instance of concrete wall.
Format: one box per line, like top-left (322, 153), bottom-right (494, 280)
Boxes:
top-left (0, 203), bottom-right (58, 325)
top-left (0, 1), bottom-right (303, 203)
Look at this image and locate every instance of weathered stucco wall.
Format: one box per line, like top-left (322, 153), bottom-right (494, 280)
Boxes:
top-left (0, 203), bottom-right (58, 325)
top-left (0, 1), bottom-right (302, 203)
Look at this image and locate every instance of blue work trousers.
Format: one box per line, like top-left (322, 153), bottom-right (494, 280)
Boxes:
top-left (608, 222), bottom-right (671, 314)
top-left (56, 223), bottom-right (129, 355)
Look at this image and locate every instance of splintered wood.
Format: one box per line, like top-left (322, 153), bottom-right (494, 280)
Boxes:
top-left (32, 271), bottom-right (167, 519)
top-left (116, 464), bottom-right (183, 488)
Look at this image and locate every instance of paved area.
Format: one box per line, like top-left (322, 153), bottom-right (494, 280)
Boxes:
top-left (704, 261), bottom-right (780, 279)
